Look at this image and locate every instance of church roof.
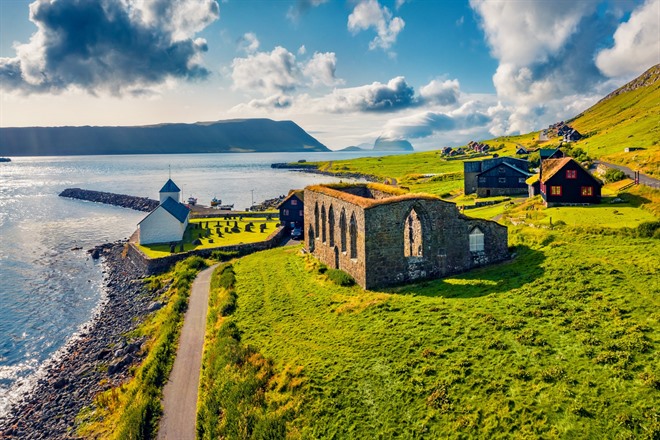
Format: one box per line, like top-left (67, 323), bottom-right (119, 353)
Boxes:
top-left (160, 197), bottom-right (190, 223)
top-left (159, 179), bottom-right (181, 193)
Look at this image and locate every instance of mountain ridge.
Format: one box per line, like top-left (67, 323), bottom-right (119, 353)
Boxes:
top-left (0, 118), bottom-right (329, 156)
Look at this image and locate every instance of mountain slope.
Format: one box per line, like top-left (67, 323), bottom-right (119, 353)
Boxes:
top-left (0, 118), bottom-right (329, 156)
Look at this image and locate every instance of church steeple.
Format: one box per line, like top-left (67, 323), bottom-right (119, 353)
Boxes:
top-left (159, 178), bottom-right (181, 203)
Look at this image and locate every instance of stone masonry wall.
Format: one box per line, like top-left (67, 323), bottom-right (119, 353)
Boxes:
top-left (303, 189), bottom-right (368, 287)
top-left (305, 187), bottom-right (509, 290)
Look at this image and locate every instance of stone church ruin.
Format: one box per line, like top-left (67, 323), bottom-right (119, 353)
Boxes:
top-left (304, 184), bottom-right (509, 289)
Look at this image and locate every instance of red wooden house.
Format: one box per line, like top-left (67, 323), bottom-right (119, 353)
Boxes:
top-left (540, 158), bottom-right (602, 207)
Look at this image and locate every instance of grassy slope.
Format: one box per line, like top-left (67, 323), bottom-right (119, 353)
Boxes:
top-left (226, 228), bottom-right (659, 438)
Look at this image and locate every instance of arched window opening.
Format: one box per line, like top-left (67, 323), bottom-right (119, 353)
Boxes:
top-left (321, 205), bottom-right (327, 243)
top-left (349, 213), bottom-right (358, 259)
top-left (340, 209), bottom-right (347, 252)
top-left (308, 226), bottom-right (315, 251)
top-left (314, 203), bottom-right (319, 239)
top-left (404, 208), bottom-right (423, 257)
top-left (469, 227), bottom-right (484, 252)
top-left (328, 206), bottom-right (335, 247)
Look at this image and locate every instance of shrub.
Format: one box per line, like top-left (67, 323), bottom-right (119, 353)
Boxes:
top-left (636, 221), bottom-right (660, 238)
top-left (211, 250), bottom-right (239, 261)
top-left (604, 168), bottom-right (627, 183)
top-left (326, 269), bottom-right (355, 286)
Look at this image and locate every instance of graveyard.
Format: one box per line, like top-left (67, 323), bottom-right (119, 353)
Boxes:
top-left (137, 215), bottom-right (280, 258)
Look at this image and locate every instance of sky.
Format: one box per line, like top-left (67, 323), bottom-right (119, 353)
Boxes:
top-left (0, 0), bottom-right (658, 150)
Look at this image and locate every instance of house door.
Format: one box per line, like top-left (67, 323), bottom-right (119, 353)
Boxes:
top-left (486, 189), bottom-right (491, 197)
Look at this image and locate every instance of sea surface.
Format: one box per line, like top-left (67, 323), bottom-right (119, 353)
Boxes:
top-left (0, 151), bottom-right (395, 417)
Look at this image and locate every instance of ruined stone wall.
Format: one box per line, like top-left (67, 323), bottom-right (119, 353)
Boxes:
top-left (304, 188), bottom-right (509, 290)
top-left (303, 189), bottom-right (368, 287)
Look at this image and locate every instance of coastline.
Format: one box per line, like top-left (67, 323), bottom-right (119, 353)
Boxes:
top-left (0, 242), bottom-right (155, 439)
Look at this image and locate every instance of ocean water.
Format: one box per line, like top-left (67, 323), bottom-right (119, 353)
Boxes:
top-left (0, 151), bottom-right (392, 417)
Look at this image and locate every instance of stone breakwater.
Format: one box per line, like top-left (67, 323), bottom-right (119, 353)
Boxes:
top-left (59, 188), bottom-right (159, 212)
top-left (0, 243), bottom-right (159, 439)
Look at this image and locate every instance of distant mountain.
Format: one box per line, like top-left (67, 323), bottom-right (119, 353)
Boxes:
top-left (337, 146), bottom-right (368, 152)
top-left (373, 136), bottom-right (414, 152)
top-left (0, 118), bottom-right (329, 156)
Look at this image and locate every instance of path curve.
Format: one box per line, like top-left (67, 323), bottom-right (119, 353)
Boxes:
top-left (596, 160), bottom-right (660, 188)
top-left (158, 264), bottom-right (218, 440)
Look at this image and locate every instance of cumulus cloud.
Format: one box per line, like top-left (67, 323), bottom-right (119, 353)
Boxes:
top-left (0, 0), bottom-right (219, 95)
top-left (382, 105), bottom-right (491, 140)
top-left (348, 0), bottom-right (405, 50)
top-left (236, 94), bottom-right (293, 110)
top-left (238, 32), bottom-right (260, 54)
top-left (317, 76), bottom-right (415, 112)
top-left (287, 0), bottom-right (329, 22)
top-left (470, 0), bottom-right (624, 133)
top-left (231, 46), bottom-right (341, 95)
top-left (596, 0), bottom-right (660, 77)
top-left (419, 79), bottom-right (460, 106)
top-left (303, 52), bottom-right (343, 87)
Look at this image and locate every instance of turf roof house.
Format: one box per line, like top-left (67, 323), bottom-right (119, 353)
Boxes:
top-left (463, 157), bottom-right (531, 197)
top-left (138, 179), bottom-right (190, 245)
top-left (304, 184), bottom-right (508, 289)
top-left (538, 158), bottom-right (602, 207)
top-left (278, 190), bottom-right (304, 229)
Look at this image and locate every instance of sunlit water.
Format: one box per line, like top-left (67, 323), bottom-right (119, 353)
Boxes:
top-left (0, 151), bottom-right (395, 417)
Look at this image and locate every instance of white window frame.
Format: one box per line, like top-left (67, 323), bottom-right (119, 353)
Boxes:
top-left (469, 228), bottom-right (484, 252)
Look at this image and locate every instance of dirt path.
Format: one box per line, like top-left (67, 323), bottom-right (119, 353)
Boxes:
top-left (158, 264), bottom-right (218, 440)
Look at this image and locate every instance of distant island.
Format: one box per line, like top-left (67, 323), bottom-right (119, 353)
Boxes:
top-left (337, 138), bottom-right (414, 152)
top-left (0, 118), bottom-right (329, 156)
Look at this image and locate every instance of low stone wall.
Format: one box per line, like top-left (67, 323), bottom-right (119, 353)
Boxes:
top-left (59, 188), bottom-right (158, 212)
top-left (126, 226), bottom-right (287, 275)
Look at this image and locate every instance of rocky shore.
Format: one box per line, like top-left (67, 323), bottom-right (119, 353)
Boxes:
top-left (0, 242), bottom-right (159, 439)
top-left (59, 188), bottom-right (159, 212)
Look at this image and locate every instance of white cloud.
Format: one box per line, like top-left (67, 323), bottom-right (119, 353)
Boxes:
top-left (419, 78), bottom-right (460, 106)
top-left (469, 0), bottom-right (597, 66)
top-left (238, 32), bottom-right (260, 54)
top-left (298, 45), bottom-right (307, 55)
top-left (231, 46), bottom-right (300, 95)
top-left (303, 52), bottom-right (343, 87)
top-left (347, 0), bottom-right (405, 50)
top-left (0, 0), bottom-right (219, 95)
top-left (230, 47), bottom-right (341, 96)
top-left (469, 0), bottom-right (623, 134)
top-left (395, 0), bottom-right (408, 9)
top-left (382, 104), bottom-right (491, 140)
top-left (596, 0), bottom-right (660, 78)
top-left (316, 76), bottom-right (415, 112)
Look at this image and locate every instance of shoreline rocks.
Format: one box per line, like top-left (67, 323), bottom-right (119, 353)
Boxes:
top-left (0, 242), bottom-right (157, 439)
top-left (59, 188), bottom-right (158, 212)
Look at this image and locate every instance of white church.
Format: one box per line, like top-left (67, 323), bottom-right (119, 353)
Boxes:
top-left (138, 179), bottom-right (191, 245)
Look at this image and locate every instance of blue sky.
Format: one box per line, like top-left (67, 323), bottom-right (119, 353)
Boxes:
top-left (1, 0), bottom-right (658, 150)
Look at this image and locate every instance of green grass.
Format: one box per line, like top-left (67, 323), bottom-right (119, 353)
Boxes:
top-left (205, 227), bottom-right (659, 438)
top-left (77, 256), bottom-right (207, 440)
top-left (139, 216), bottom-right (279, 258)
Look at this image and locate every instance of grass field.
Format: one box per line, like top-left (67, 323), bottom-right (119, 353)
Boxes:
top-left (198, 223), bottom-right (659, 438)
top-left (138, 216), bottom-right (279, 258)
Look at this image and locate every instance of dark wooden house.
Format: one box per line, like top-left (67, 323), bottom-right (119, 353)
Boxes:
top-left (476, 162), bottom-right (532, 197)
top-left (539, 148), bottom-right (564, 162)
top-left (278, 189), bottom-right (304, 229)
top-left (540, 158), bottom-right (602, 207)
top-left (464, 157), bottom-right (530, 196)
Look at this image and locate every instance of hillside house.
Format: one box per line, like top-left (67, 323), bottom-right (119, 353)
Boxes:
top-left (539, 148), bottom-right (564, 162)
top-left (563, 129), bottom-right (582, 142)
top-left (539, 158), bottom-right (602, 207)
top-left (278, 189), bottom-right (304, 229)
top-left (464, 157), bottom-right (530, 196)
top-left (516, 146), bottom-right (529, 155)
top-left (476, 161), bottom-right (533, 197)
top-left (304, 184), bottom-right (508, 289)
top-left (138, 179), bottom-right (191, 245)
